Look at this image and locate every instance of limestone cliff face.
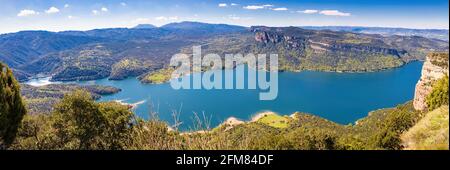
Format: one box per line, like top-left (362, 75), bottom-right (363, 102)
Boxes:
top-left (413, 53), bottom-right (449, 111)
top-left (251, 26), bottom-right (408, 57)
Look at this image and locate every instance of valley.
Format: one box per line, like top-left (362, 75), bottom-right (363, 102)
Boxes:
top-left (0, 22), bottom-right (447, 83)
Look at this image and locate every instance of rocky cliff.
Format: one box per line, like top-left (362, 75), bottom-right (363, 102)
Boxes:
top-left (413, 53), bottom-right (449, 111)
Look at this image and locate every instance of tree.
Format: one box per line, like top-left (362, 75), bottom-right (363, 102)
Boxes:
top-left (426, 76), bottom-right (449, 111)
top-left (51, 90), bottom-right (105, 149)
top-left (278, 128), bottom-right (338, 150)
top-left (371, 104), bottom-right (419, 150)
top-left (98, 102), bottom-right (133, 149)
top-left (0, 63), bottom-right (27, 148)
top-left (51, 90), bottom-right (133, 149)
top-left (12, 114), bottom-right (55, 150)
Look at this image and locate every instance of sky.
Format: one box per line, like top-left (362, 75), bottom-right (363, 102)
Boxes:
top-left (0, 0), bottom-right (448, 34)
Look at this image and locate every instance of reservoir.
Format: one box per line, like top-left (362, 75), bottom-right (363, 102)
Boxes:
top-left (26, 62), bottom-right (423, 130)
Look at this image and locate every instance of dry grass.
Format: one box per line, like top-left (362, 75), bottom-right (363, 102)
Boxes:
top-left (401, 105), bottom-right (449, 150)
top-left (256, 113), bottom-right (290, 129)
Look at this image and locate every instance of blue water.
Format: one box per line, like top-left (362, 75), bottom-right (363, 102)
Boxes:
top-left (32, 62), bottom-right (423, 129)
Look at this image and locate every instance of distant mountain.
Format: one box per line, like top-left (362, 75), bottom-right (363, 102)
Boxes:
top-left (133, 24), bottom-right (157, 29)
top-left (0, 31), bottom-right (102, 68)
top-left (161, 21), bottom-right (247, 34)
top-left (300, 26), bottom-right (449, 41)
top-left (57, 22), bottom-right (246, 40)
top-left (59, 28), bottom-right (172, 40)
top-left (0, 22), bottom-right (448, 82)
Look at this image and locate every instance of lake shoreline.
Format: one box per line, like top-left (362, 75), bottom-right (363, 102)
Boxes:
top-left (23, 61), bottom-right (424, 130)
top-left (21, 60), bottom-right (423, 84)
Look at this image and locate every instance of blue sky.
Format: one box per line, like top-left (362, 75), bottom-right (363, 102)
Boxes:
top-left (0, 0), bottom-right (448, 33)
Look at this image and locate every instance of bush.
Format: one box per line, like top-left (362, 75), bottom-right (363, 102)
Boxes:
top-left (278, 128), bottom-right (339, 150)
top-left (127, 120), bottom-right (178, 150)
top-left (370, 104), bottom-right (420, 150)
top-left (11, 114), bottom-right (56, 150)
top-left (426, 76), bottom-right (449, 111)
top-left (51, 90), bottom-right (133, 149)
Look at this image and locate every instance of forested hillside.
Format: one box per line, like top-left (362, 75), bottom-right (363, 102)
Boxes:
top-left (0, 22), bottom-right (447, 83)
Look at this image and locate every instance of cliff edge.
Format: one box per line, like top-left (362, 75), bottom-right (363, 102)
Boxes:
top-left (413, 53), bottom-right (449, 111)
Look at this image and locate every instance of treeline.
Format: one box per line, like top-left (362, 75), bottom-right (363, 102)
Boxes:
top-left (21, 84), bottom-right (121, 115)
top-left (8, 95), bottom-right (425, 150)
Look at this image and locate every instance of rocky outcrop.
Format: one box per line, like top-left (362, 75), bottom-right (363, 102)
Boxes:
top-left (413, 53), bottom-right (449, 111)
top-left (251, 26), bottom-right (410, 58)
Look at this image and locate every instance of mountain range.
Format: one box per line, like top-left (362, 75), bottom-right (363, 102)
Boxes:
top-left (300, 26), bottom-right (449, 41)
top-left (0, 21), bottom-right (448, 82)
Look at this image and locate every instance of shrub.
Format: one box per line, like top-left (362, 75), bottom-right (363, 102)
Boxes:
top-left (426, 76), bottom-right (449, 111)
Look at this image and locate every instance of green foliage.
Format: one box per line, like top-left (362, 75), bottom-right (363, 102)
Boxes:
top-left (12, 114), bottom-right (55, 149)
top-left (336, 135), bottom-right (367, 150)
top-left (9, 100), bottom-right (427, 150)
top-left (127, 120), bottom-right (179, 150)
top-left (0, 63), bottom-right (27, 148)
top-left (50, 90), bottom-right (133, 149)
top-left (256, 114), bottom-right (290, 128)
top-left (335, 55), bottom-right (403, 72)
top-left (140, 67), bottom-right (175, 84)
top-left (51, 90), bottom-right (106, 149)
top-left (370, 104), bottom-right (421, 150)
top-left (426, 76), bottom-right (449, 111)
top-left (219, 123), bottom-right (282, 150)
top-left (277, 128), bottom-right (339, 150)
top-left (98, 102), bottom-right (134, 149)
top-left (21, 84), bottom-right (121, 115)
top-left (109, 59), bottom-right (151, 80)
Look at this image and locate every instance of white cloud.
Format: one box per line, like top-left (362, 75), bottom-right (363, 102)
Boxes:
top-left (67, 15), bottom-right (77, 19)
top-left (64, 4), bottom-right (69, 8)
top-left (272, 7), bottom-right (288, 11)
top-left (243, 4), bottom-right (273, 10)
top-left (155, 16), bottom-right (178, 21)
top-left (92, 7), bottom-right (108, 15)
top-left (218, 3), bottom-right (227, 7)
top-left (231, 3), bottom-right (238, 6)
top-left (120, 2), bottom-right (127, 6)
top-left (17, 9), bottom-right (38, 17)
top-left (243, 5), bottom-right (264, 10)
top-left (319, 10), bottom-right (351, 16)
top-left (45, 7), bottom-right (60, 14)
top-left (298, 9), bottom-right (318, 14)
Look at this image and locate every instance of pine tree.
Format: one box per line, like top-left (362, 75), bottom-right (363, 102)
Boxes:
top-left (0, 62), bottom-right (27, 148)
